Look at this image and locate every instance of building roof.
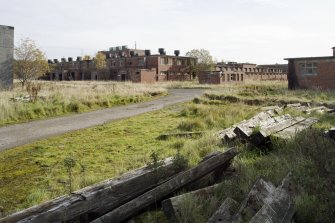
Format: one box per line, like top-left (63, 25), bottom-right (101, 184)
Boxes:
top-left (284, 56), bottom-right (335, 61)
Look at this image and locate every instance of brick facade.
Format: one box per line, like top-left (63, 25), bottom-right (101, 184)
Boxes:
top-left (285, 48), bottom-right (335, 90)
top-left (49, 46), bottom-right (196, 83)
top-left (199, 62), bottom-right (287, 84)
top-left (0, 25), bottom-right (14, 90)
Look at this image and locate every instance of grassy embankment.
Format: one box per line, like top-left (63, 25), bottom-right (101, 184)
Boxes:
top-left (0, 81), bottom-right (167, 126)
top-left (1, 81), bottom-right (335, 222)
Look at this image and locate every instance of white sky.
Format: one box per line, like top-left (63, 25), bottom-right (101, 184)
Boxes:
top-left (1, 0), bottom-right (334, 64)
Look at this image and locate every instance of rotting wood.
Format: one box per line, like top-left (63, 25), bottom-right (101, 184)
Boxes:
top-left (1, 157), bottom-right (183, 223)
top-left (273, 117), bottom-right (319, 139)
top-left (185, 157), bottom-right (234, 191)
top-left (162, 184), bottom-right (220, 221)
top-left (158, 131), bottom-right (207, 140)
top-left (233, 111), bottom-right (276, 139)
top-left (207, 197), bottom-right (239, 223)
top-left (250, 115), bottom-right (305, 146)
top-left (230, 178), bottom-right (276, 223)
top-left (92, 148), bottom-right (238, 223)
top-left (249, 173), bottom-right (296, 223)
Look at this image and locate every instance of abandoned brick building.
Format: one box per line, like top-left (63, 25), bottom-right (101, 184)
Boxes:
top-left (0, 25), bottom-right (14, 90)
top-left (198, 62), bottom-right (287, 84)
top-left (48, 46), bottom-right (197, 83)
top-left (285, 47), bottom-right (335, 90)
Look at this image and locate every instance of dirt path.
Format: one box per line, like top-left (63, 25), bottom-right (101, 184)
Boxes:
top-left (0, 89), bottom-right (204, 151)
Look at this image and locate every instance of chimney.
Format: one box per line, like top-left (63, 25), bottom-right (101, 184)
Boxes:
top-left (145, 50), bottom-right (151, 56)
top-left (332, 47), bottom-right (335, 57)
top-left (68, 57), bottom-right (73, 62)
top-left (174, 50), bottom-right (180, 56)
top-left (158, 48), bottom-right (166, 55)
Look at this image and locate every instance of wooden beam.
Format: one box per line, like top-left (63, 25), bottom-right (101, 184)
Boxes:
top-left (162, 184), bottom-right (220, 221)
top-left (92, 149), bottom-right (238, 223)
top-left (208, 197), bottom-right (239, 223)
top-left (1, 157), bottom-right (183, 223)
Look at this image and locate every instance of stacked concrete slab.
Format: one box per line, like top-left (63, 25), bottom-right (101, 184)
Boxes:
top-left (0, 25), bottom-right (14, 90)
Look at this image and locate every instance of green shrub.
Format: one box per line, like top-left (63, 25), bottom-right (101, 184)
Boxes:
top-left (67, 101), bottom-right (82, 113)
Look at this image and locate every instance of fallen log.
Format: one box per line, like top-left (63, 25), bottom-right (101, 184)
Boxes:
top-left (207, 197), bottom-right (239, 223)
top-left (234, 111), bottom-right (275, 139)
top-left (92, 148), bottom-right (238, 223)
top-left (1, 157), bottom-right (183, 223)
top-left (250, 115), bottom-right (305, 146)
top-left (249, 173), bottom-right (296, 223)
top-left (273, 117), bottom-right (319, 139)
top-left (162, 184), bottom-right (220, 221)
top-left (231, 178), bottom-right (276, 223)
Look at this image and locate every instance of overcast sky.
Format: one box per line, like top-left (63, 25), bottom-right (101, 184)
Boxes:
top-left (1, 0), bottom-right (334, 64)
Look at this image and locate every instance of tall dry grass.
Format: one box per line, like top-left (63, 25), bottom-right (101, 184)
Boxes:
top-left (0, 81), bottom-right (167, 125)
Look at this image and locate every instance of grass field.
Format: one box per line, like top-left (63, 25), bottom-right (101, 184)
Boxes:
top-left (1, 80), bottom-right (335, 222)
top-left (0, 81), bottom-right (167, 126)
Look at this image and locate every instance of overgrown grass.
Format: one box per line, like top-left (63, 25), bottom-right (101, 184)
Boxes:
top-left (204, 81), bottom-right (335, 106)
top-left (0, 81), bottom-right (167, 126)
top-left (0, 101), bottom-right (258, 216)
top-left (2, 81), bottom-right (335, 222)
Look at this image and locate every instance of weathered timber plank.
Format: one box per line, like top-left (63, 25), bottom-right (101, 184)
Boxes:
top-left (250, 116), bottom-right (305, 146)
top-left (1, 157), bottom-right (182, 223)
top-left (158, 131), bottom-right (206, 140)
top-left (207, 197), bottom-right (239, 223)
top-left (285, 103), bottom-right (301, 108)
top-left (249, 173), bottom-right (296, 223)
top-left (162, 184), bottom-right (220, 221)
top-left (304, 106), bottom-right (327, 114)
top-left (92, 148), bottom-right (238, 223)
top-left (230, 178), bottom-right (276, 223)
top-left (273, 117), bottom-right (319, 139)
top-left (185, 154), bottom-right (233, 191)
top-left (233, 111), bottom-right (275, 139)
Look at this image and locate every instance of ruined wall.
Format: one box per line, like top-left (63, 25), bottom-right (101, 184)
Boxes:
top-left (0, 25), bottom-right (14, 90)
top-left (198, 72), bottom-right (222, 84)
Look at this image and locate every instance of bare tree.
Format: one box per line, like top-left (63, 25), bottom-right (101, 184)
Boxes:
top-left (14, 38), bottom-right (49, 87)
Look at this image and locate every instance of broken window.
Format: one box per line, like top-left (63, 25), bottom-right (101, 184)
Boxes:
top-left (138, 58), bottom-right (145, 66)
top-left (160, 57), bottom-right (169, 65)
top-left (300, 62), bottom-right (318, 76)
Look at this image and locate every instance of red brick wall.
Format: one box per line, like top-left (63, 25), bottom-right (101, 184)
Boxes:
top-left (140, 70), bottom-right (156, 83)
top-left (198, 72), bottom-right (221, 84)
top-left (294, 59), bottom-right (335, 89)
